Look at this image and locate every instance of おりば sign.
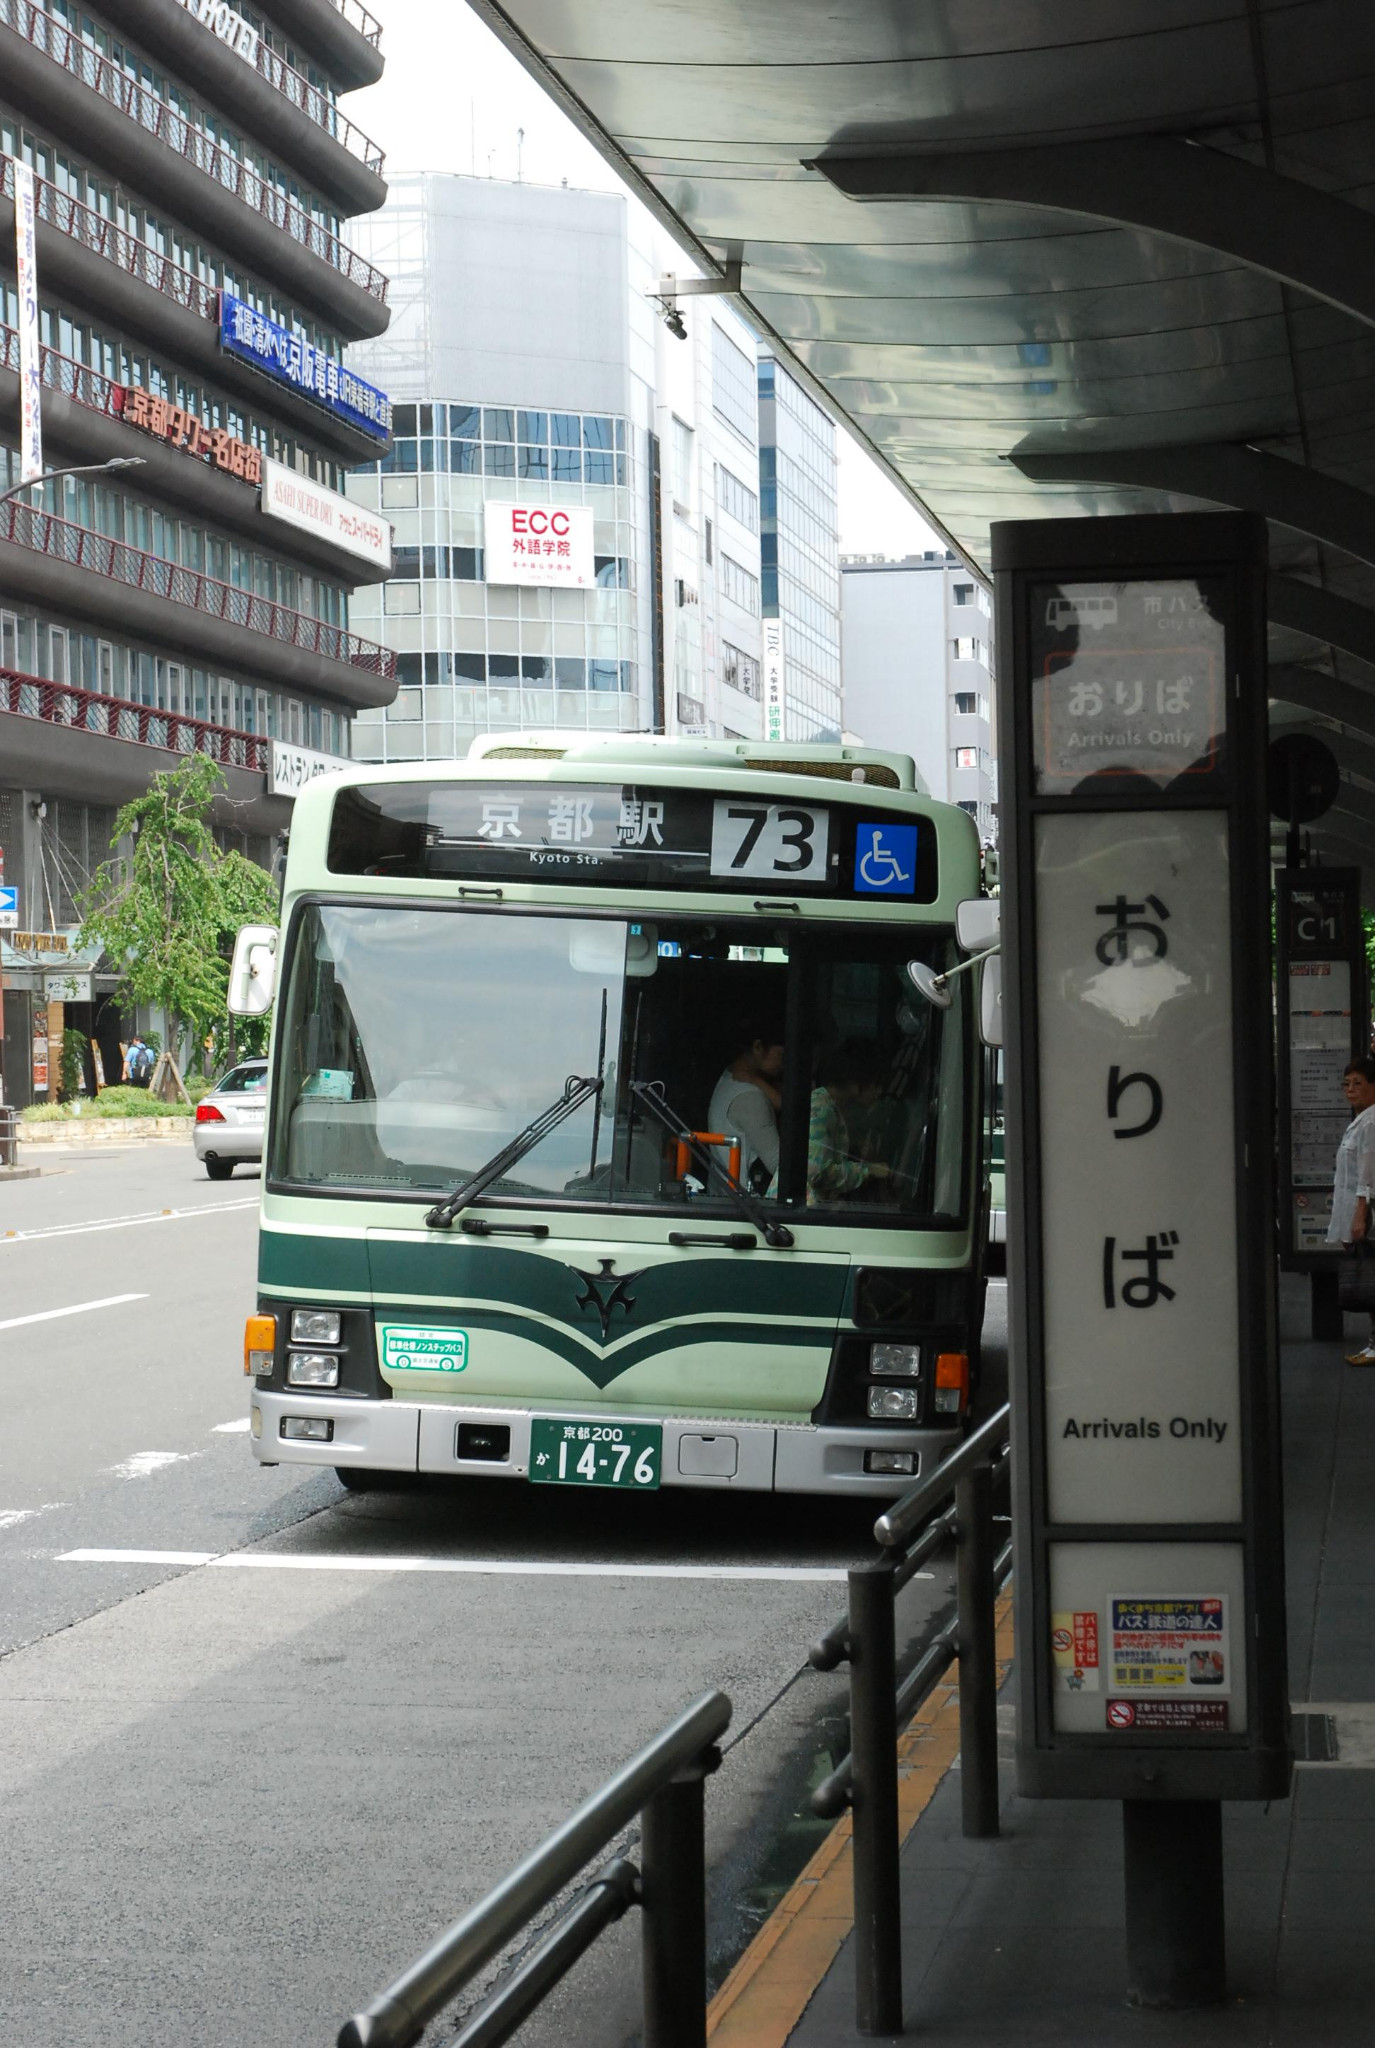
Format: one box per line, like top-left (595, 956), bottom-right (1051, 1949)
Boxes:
top-left (995, 509), bottom-right (1289, 1807)
top-left (483, 501), bottom-right (594, 588)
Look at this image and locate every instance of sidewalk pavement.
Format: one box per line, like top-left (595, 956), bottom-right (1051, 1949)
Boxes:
top-left (754, 1275), bottom-right (1375, 2044)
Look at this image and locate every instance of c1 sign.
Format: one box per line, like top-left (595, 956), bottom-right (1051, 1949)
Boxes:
top-left (261, 459), bottom-right (392, 572)
top-left (483, 501), bottom-right (593, 588)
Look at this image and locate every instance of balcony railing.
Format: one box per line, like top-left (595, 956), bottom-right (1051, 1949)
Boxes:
top-left (0, 663), bottom-right (270, 770)
top-left (0, 500), bottom-right (398, 680)
top-left (4, 0), bottom-right (388, 302)
top-left (254, 44), bottom-right (384, 175)
top-left (325, 0), bottom-right (382, 47)
top-left (2, 153), bottom-right (219, 320)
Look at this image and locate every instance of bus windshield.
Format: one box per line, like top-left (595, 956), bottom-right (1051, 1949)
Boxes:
top-left (271, 903), bottom-right (968, 1227)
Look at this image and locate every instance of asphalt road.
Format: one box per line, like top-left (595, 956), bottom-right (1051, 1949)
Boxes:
top-left (0, 1144), bottom-right (1006, 2048)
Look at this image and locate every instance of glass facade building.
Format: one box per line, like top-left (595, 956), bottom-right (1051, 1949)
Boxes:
top-left (757, 355), bottom-right (842, 742)
top-left (347, 396), bottom-right (643, 761)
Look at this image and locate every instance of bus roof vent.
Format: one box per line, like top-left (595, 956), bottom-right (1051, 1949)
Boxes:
top-left (744, 756), bottom-right (903, 789)
top-left (467, 734), bottom-right (567, 761)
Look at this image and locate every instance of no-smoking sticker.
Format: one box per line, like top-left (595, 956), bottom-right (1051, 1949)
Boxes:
top-left (1107, 1701), bottom-right (1137, 1729)
top-left (1052, 1627), bottom-right (1072, 1652)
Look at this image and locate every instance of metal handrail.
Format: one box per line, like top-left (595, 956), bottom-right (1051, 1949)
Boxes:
top-left (806, 1401), bottom-right (1011, 2035)
top-left (0, 499), bottom-right (397, 678)
top-left (0, 663), bottom-right (270, 770)
top-left (874, 1400), bottom-right (1012, 1549)
top-left (2, 154), bottom-right (219, 321)
top-left (322, 0), bottom-right (383, 46)
top-left (339, 1690), bottom-right (730, 2048)
top-left (2, 5), bottom-right (388, 300)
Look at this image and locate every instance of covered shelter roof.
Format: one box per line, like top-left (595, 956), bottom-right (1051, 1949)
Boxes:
top-left (471, 0), bottom-right (1375, 890)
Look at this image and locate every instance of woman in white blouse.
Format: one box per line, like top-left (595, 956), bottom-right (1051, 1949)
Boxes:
top-left (1328, 1056), bottom-right (1375, 1364)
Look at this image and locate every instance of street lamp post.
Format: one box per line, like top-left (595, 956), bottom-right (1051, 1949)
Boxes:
top-left (0, 455), bottom-right (146, 507)
top-left (0, 455), bottom-right (146, 1129)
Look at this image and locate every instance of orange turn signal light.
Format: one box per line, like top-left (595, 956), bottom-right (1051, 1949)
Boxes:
top-left (934, 1351), bottom-right (967, 1400)
top-left (245, 1313), bottom-right (276, 1378)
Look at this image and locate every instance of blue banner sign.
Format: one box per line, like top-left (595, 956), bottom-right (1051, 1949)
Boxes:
top-left (218, 293), bottom-right (391, 442)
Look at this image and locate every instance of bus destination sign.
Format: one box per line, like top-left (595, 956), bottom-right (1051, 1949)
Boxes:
top-left (327, 781), bottom-right (940, 903)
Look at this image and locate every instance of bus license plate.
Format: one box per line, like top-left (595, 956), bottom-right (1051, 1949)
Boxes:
top-left (529, 1419), bottom-right (661, 1491)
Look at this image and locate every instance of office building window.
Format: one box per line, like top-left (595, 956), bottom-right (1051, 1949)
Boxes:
top-left (716, 464), bottom-right (759, 532)
top-left (953, 691), bottom-right (987, 717)
top-left (722, 641), bottom-right (761, 698)
top-left (712, 324), bottom-right (758, 445)
top-left (720, 553), bottom-right (760, 615)
top-left (952, 637), bottom-right (986, 663)
top-left (952, 583), bottom-right (975, 606)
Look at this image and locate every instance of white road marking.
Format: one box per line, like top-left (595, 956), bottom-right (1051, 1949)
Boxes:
top-left (108, 1451), bottom-right (200, 1481)
top-left (212, 1418), bottom-right (252, 1434)
top-left (0, 1293), bottom-right (148, 1332)
top-left (0, 1503), bottom-right (65, 1529)
top-left (56, 1547), bottom-right (914, 1584)
top-left (0, 1200), bottom-right (256, 1246)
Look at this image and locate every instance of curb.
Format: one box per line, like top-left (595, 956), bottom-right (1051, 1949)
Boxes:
top-left (18, 1119), bottom-right (194, 1148)
top-left (706, 1590), bottom-right (1015, 2047)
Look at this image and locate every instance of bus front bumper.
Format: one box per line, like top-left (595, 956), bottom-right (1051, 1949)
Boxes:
top-left (249, 1392), bottom-right (963, 1498)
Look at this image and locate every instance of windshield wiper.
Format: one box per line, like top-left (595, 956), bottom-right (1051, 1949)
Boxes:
top-left (424, 1074), bottom-right (602, 1230)
top-left (630, 1081), bottom-right (794, 1248)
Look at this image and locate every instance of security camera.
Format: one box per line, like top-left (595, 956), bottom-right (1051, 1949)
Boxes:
top-left (664, 305), bottom-right (687, 341)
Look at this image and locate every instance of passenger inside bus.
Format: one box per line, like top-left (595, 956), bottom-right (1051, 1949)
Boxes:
top-left (706, 1016), bottom-right (786, 1192)
top-left (807, 1041), bottom-right (894, 1205)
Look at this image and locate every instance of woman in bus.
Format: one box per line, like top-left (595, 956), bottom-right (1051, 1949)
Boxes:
top-left (707, 1016), bottom-right (786, 1191)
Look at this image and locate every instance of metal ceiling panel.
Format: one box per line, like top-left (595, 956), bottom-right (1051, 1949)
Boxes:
top-left (471, 0), bottom-right (1375, 783)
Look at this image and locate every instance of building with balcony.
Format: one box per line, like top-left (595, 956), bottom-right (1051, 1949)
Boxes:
top-left (343, 172), bottom-right (765, 758)
top-left (840, 553), bottom-right (998, 840)
top-left (0, 0), bottom-right (395, 1103)
top-left (758, 353), bottom-right (842, 743)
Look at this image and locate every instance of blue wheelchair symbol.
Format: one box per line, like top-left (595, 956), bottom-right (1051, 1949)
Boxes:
top-left (853, 823), bottom-right (918, 896)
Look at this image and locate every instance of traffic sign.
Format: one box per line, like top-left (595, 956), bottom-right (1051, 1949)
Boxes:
top-left (0, 885), bottom-right (17, 930)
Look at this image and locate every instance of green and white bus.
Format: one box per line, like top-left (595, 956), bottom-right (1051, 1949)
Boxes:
top-left (237, 735), bottom-right (994, 1498)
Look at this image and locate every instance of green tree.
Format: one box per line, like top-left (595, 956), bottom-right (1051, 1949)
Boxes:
top-left (78, 757), bottom-right (279, 1080)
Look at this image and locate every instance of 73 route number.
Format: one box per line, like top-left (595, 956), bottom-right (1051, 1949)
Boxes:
top-left (709, 800), bottom-right (829, 881)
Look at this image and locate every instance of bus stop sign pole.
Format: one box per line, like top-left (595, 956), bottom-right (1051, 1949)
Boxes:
top-left (993, 511), bottom-right (1291, 2008)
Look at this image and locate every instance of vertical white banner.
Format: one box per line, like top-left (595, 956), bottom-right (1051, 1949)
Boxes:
top-left (763, 618), bottom-right (785, 742)
top-left (14, 163), bottom-right (42, 484)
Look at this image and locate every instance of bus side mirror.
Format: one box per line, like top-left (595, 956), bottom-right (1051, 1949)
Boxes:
top-left (956, 898), bottom-right (1000, 951)
top-left (228, 925), bottom-right (278, 1016)
top-left (979, 955), bottom-right (1003, 1048)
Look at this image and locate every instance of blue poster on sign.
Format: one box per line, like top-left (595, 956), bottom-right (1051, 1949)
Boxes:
top-left (218, 293), bottom-right (391, 443)
top-left (0, 885), bottom-right (17, 929)
top-left (853, 822), bottom-right (918, 896)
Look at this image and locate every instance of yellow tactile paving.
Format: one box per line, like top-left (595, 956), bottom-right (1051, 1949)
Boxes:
top-left (707, 1592), bottom-right (1015, 2047)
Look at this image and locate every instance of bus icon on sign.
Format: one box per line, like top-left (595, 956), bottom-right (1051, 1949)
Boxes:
top-left (1046, 594), bottom-right (1118, 631)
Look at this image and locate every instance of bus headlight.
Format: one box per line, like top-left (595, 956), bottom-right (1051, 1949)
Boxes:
top-left (868, 1386), bottom-right (921, 1421)
top-left (287, 1351), bottom-right (340, 1388)
top-left (281, 1416), bottom-right (334, 1442)
top-left (869, 1343), bottom-right (922, 1378)
top-left (291, 1309), bottom-right (342, 1345)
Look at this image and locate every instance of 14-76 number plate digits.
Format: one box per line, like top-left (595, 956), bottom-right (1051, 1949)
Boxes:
top-left (529, 1417), bottom-right (661, 1490)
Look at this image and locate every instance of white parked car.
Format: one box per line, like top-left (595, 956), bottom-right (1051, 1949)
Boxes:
top-left (194, 1058), bottom-right (268, 1179)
